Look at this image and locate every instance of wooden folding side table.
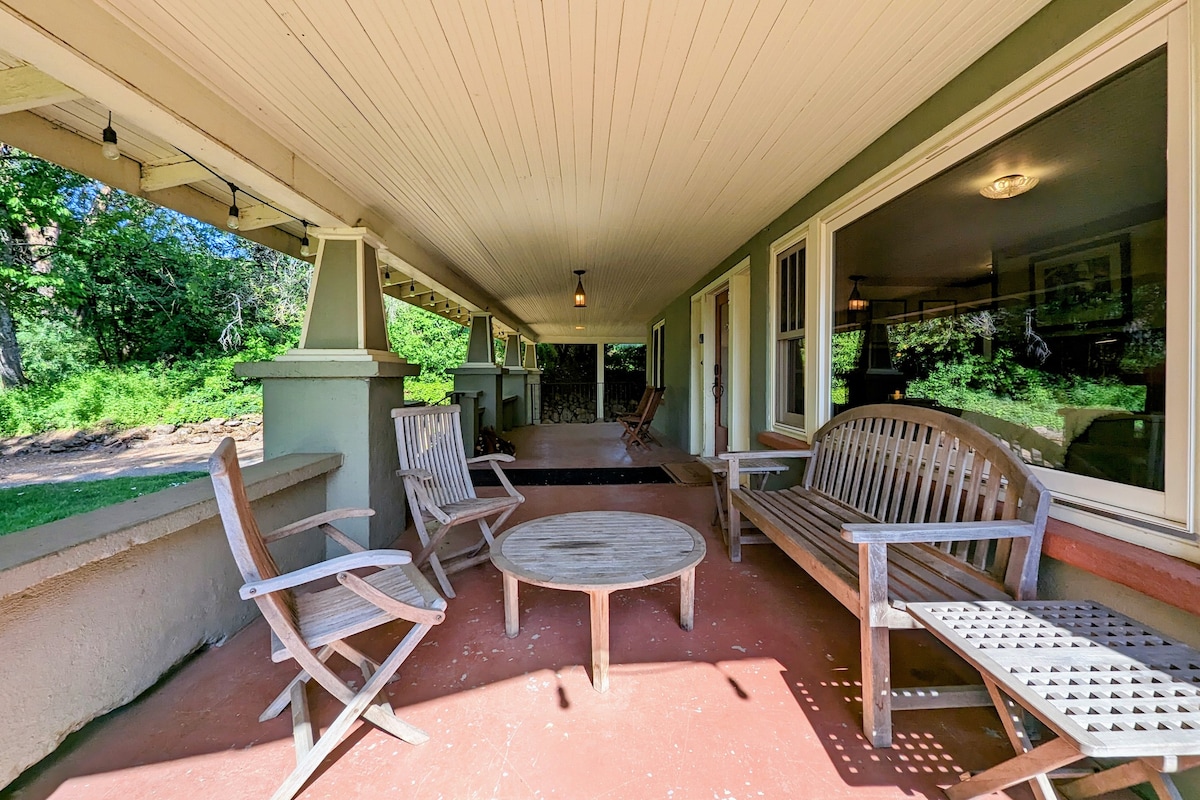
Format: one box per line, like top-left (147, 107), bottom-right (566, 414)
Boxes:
top-left (698, 455), bottom-right (789, 562)
top-left (907, 600), bottom-right (1200, 800)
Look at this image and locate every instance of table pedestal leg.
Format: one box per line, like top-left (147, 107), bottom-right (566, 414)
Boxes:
top-left (503, 573), bottom-right (519, 638)
top-left (589, 590), bottom-right (610, 692)
top-left (680, 568), bottom-right (696, 630)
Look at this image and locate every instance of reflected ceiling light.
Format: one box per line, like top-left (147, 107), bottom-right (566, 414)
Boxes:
top-left (101, 112), bottom-right (120, 161)
top-left (980, 174), bottom-right (1038, 199)
top-left (574, 325), bottom-right (585, 330)
top-left (573, 270), bottom-right (587, 308)
top-left (847, 275), bottom-right (868, 312)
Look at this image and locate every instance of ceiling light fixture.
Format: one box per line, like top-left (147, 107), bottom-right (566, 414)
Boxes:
top-left (101, 112), bottom-right (120, 161)
top-left (847, 275), bottom-right (868, 312)
top-left (226, 183), bottom-right (240, 230)
top-left (573, 270), bottom-right (587, 308)
top-left (980, 173), bottom-right (1038, 199)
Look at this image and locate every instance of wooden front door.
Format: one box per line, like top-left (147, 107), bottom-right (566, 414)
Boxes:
top-left (713, 289), bottom-right (729, 455)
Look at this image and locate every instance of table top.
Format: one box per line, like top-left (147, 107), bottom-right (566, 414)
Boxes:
top-left (907, 600), bottom-right (1200, 760)
top-left (491, 511), bottom-right (706, 592)
top-left (698, 456), bottom-right (790, 476)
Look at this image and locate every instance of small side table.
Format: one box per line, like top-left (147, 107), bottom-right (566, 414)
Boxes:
top-left (698, 455), bottom-right (789, 562)
top-left (490, 511), bottom-right (706, 692)
top-left (907, 600), bottom-right (1200, 800)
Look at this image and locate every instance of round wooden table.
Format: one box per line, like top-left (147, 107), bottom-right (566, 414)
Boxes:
top-left (490, 511), bottom-right (706, 692)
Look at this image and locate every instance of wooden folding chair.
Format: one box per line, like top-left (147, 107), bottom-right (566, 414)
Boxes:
top-left (392, 405), bottom-right (525, 599)
top-left (209, 438), bottom-right (447, 800)
top-left (620, 387), bottom-right (664, 448)
top-left (618, 385), bottom-right (655, 437)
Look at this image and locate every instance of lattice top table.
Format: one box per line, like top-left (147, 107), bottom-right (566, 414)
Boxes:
top-left (909, 601), bottom-right (1200, 760)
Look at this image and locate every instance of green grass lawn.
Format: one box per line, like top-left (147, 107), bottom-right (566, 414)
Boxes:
top-left (0, 472), bottom-right (207, 536)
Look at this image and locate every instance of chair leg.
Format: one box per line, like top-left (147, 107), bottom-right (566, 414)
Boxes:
top-left (269, 622), bottom-right (435, 800)
top-left (261, 645), bottom-right (334, 722)
top-left (412, 517), bottom-right (457, 599)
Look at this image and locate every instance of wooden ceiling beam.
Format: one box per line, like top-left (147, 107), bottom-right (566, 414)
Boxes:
top-left (0, 64), bottom-right (79, 114)
top-left (138, 155), bottom-right (211, 192)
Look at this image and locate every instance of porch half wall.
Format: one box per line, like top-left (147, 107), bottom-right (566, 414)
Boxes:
top-left (0, 454), bottom-right (341, 789)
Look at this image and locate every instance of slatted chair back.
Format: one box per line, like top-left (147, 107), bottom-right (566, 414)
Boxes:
top-left (393, 405), bottom-right (476, 507)
top-left (630, 385), bottom-right (655, 417)
top-left (209, 438), bottom-right (298, 637)
top-left (804, 404), bottom-right (1049, 598)
top-left (641, 387), bottom-right (665, 425)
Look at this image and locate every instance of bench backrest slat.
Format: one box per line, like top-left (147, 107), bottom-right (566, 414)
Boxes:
top-left (805, 404), bottom-right (1050, 598)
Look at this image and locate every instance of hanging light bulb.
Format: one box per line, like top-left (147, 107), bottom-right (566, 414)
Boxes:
top-left (226, 184), bottom-right (240, 230)
top-left (573, 270), bottom-right (587, 308)
top-left (101, 112), bottom-right (120, 161)
top-left (847, 275), bottom-right (868, 312)
top-left (299, 223), bottom-right (314, 257)
top-left (383, 267), bottom-right (392, 282)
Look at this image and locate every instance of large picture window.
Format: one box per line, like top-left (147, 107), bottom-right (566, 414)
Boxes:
top-left (776, 243), bottom-right (806, 428)
top-left (827, 37), bottom-right (1186, 533)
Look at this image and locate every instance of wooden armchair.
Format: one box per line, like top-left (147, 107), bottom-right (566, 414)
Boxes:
top-left (209, 437), bottom-right (447, 800)
top-left (392, 405), bottom-right (525, 598)
top-left (619, 386), bottom-right (664, 448)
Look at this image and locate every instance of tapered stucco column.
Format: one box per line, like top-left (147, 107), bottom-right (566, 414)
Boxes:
top-left (452, 312), bottom-right (501, 449)
top-left (523, 341), bottom-right (541, 425)
top-left (500, 333), bottom-right (527, 431)
top-left (237, 227), bottom-right (418, 553)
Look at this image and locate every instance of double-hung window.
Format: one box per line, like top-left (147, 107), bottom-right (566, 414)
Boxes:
top-left (775, 243), bottom-right (805, 429)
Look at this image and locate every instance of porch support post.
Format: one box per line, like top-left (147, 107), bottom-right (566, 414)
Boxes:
top-left (596, 342), bottom-right (605, 423)
top-left (500, 333), bottom-right (526, 432)
top-left (523, 341), bottom-right (541, 425)
top-left (236, 227), bottom-right (418, 554)
top-left (452, 312), bottom-right (501, 450)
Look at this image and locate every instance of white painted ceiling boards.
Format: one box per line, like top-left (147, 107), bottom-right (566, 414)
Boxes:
top-left (9, 0), bottom-right (1053, 340)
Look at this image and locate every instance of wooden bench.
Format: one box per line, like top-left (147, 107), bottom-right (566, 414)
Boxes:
top-left (723, 404), bottom-right (1050, 748)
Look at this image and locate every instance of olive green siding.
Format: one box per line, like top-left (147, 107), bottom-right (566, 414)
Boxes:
top-left (649, 0), bottom-right (1131, 451)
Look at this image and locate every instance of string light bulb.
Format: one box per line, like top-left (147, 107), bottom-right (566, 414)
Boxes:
top-left (299, 223), bottom-right (313, 257)
top-left (101, 112), bottom-right (120, 161)
top-left (226, 184), bottom-right (240, 230)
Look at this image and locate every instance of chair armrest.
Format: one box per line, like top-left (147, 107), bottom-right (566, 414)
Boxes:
top-left (337, 571), bottom-right (446, 625)
top-left (719, 449), bottom-right (813, 461)
top-left (262, 508), bottom-right (375, 544)
top-left (396, 468), bottom-right (435, 482)
top-left (466, 454), bottom-right (515, 464)
top-left (396, 468), bottom-right (451, 523)
top-left (240, 550), bottom-right (413, 599)
top-left (841, 520), bottom-right (1037, 545)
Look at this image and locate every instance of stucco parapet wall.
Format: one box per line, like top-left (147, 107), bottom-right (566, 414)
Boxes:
top-left (236, 360), bottom-right (420, 379)
top-left (0, 452), bottom-right (342, 600)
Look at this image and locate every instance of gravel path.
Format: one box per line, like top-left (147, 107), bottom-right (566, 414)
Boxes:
top-left (0, 437), bottom-right (263, 489)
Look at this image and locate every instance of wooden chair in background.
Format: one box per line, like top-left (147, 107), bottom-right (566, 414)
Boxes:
top-left (620, 387), bottom-right (665, 448)
top-left (209, 437), bottom-right (447, 800)
top-left (392, 405), bottom-right (525, 598)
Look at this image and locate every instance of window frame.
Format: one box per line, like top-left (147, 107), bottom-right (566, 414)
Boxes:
top-left (767, 226), bottom-right (811, 438)
top-left (650, 320), bottom-right (665, 389)
top-left (793, 0), bottom-right (1198, 560)
top-left (774, 242), bottom-right (807, 429)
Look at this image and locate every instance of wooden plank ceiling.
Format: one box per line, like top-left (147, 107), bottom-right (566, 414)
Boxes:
top-left (83, 0), bottom-right (1049, 339)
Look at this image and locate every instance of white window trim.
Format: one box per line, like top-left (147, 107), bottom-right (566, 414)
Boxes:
top-left (767, 225), bottom-right (811, 440)
top-left (649, 319), bottom-right (665, 388)
top-left (794, 0), bottom-right (1197, 558)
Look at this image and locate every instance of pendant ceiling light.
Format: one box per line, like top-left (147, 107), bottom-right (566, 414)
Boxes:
top-left (848, 275), bottom-right (868, 312)
top-left (101, 112), bottom-right (120, 161)
top-left (573, 270), bottom-right (587, 308)
top-left (980, 173), bottom-right (1038, 199)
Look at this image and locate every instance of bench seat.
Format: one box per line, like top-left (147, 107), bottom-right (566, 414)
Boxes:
top-left (724, 404), bottom-right (1051, 748)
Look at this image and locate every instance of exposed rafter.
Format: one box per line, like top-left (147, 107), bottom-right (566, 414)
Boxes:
top-left (138, 154), bottom-right (210, 192)
top-left (0, 64), bottom-right (79, 114)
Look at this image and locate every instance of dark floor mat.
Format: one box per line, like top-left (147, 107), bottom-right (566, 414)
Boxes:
top-left (470, 466), bottom-right (672, 486)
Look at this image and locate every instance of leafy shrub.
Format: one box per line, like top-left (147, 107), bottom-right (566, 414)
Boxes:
top-left (404, 379), bottom-right (453, 406)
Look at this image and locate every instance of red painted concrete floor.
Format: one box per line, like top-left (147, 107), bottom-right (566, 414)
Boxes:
top-left (9, 480), bottom-right (1080, 800)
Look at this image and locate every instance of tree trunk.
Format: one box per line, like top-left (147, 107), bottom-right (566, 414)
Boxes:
top-left (0, 297), bottom-right (26, 388)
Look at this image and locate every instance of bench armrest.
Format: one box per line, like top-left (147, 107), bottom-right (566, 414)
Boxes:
top-left (841, 520), bottom-right (1037, 544)
top-left (719, 449), bottom-right (813, 461)
top-left (466, 454), bottom-right (515, 464)
top-left (240, 550), bottom-right (414, 599)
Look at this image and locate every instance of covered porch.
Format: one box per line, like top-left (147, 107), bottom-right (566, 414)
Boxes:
top-left (9, 425), bottom-right (1037, 800)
